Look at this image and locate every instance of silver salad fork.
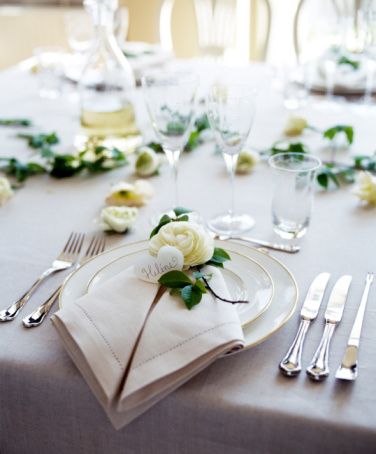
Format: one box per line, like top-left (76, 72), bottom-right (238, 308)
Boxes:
top-left (22, 235), bottom-right (106, 328)
top-left (0, 232), bottom-right (85, 322)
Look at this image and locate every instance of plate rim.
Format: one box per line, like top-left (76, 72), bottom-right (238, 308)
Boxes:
top-left (84, 245), bottom-right (275, 328)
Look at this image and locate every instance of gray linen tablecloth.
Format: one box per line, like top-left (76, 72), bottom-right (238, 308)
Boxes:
top-left (0, 62), bottom-right (375, 454)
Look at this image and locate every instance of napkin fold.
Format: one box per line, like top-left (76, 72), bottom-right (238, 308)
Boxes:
top-left (52, 265), bottom-right (244, 429)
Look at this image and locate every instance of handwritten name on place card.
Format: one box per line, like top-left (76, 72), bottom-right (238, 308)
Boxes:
top-left (134, 245), bottom-right (184, 283)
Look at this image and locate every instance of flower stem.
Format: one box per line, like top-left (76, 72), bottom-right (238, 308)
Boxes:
top-left (197, 267), bottom-right (249, 305)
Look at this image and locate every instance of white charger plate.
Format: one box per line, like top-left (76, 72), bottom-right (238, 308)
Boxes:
top-left (59, 240), bottom-right (298, 351)
top-left (86, 248), bottom-right (274, 327)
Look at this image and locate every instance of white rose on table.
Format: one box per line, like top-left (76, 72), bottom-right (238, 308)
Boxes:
top-left (149, 221), bottom-right (214, 267)
top-left (283, 116), bottom-right (308, 137)
top-left (353, 171), bottom-right (376, 205)
top-left (135, 147), bottom-right (160, 177)
top-left (236, 150), bottom-right (259, 174)
top-left (0, 177), bottom-right (14, 206)
top-left (105, 180), bottom-right (154, 207)
top-left (100, 206), bottom-right (138, 233)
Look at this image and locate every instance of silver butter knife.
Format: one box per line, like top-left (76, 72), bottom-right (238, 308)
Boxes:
top-left (215, 234), bottom-right (300, 253)
top-left (336, 272), bottom-right (374, 381)
top-left (306, 275), bottom-right (352, 381)
top-left (279, 273), bottom-right (331, 377)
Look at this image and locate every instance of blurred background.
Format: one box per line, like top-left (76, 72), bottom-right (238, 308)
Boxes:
top-left (0, 0), bottom-right (306, 69)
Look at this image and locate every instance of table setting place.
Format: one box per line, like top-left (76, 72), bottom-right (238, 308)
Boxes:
top-left (1, 0), bottom-right (376, 452)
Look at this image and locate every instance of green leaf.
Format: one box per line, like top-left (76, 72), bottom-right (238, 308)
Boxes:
top-left (211, 247), bottom-right (231, 262)
top-left (149, 220), bottom-right (171, 239)
top-left (316, 167), bottom-right (340, 189)
top-left (270, 142), bottom-right (309, 156)
top-left (158, 271), bottom-right (192, 288)
top-left (317, 172), bottom-right (329, 189)
top-left (0, 157), bottom-right (46, 182)
top-left (149, 214), bottom-right (173, 239)
top-left (194, 113), bottom-right (210, 133)
top-left (18, 132), bottom-right (59, 149)
top-left (173, 207), bottom-right (192, 217)
top-left (194, 279), bottom-right (207, 294)
top-left (184, 130), bottom-right (201, 152)
top-left (337, 55), bottom-right (360, 70)
top-left (0, 118), bottom-right (31, 127)
top-left (192, 271), bottom-right (205, 279)
top-left (206, 247), bottom-right (231, 268)
top-left (146, 142), bottom-right (164, 153)
top-left (323, 125), bottom-right (354, 145)
top-left (177, 215), bottom-right (189, 222)
top-left (181, 284), bottom-right (203, 310)
top-left (50, 155), bottom-right (82, 178)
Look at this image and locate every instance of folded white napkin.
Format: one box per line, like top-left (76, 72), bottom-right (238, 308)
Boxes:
top-left (52, 265), bottom-right (244, 429)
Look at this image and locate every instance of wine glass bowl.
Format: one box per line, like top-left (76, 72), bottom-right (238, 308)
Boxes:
top-left (206, 83), bottom-right (256, 236)
top-left (142, 71), bottom-right (199, 210)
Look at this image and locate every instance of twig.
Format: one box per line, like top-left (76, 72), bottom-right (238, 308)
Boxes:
top-left (197, 267), bottom-right (249, 305)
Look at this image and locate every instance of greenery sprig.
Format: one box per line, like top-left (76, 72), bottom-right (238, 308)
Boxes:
top-left (146, 113), bottom-right (210, 154)
top-left (262, 123), bottom-right (362, 190)
top-left (0, 118), bottom-right (32, 127)
top-left (149, 207), bottom-right (192, 238)
top-left (0, 131), bottom-right (129, 184)
top-left (337, 55), bottom-right (360, 70)
top-left (158, 248), bottom-right (248, 309)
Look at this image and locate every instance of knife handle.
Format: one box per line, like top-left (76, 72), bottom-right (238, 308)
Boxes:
top-left (306, 321), bottom-right (336, 381)
top-left (279, 319), bottom-right (311, 376)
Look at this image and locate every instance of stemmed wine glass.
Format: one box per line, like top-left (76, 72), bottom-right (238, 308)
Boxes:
top-left (206, 83), bottom-right (256, 235)
top-left (141, 71), bottom-right (199, 216)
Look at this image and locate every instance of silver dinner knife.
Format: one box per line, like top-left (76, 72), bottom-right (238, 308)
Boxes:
top-left (335, 272), bottom-right (374, 381)
top-left (279, 273), bottom-right (331, 377)
top-left (306, 275), bottom-right (352, 381)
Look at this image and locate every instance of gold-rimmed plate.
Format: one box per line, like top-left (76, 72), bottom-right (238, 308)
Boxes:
top-left (85, 248), bottom-right (274, 327)
top-left (59, 240), bottom-right (298, 351)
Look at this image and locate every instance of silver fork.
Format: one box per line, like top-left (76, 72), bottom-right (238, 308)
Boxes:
top-left (22, 235), bottom-right (106, 328)
top-left (335, 272), bottom-right (374, 381)
top-left (0, 232), bottom-right (85, 322)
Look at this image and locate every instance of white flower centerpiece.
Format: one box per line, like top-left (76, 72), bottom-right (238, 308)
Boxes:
top-left (135, 208), bottom-right (249, 310)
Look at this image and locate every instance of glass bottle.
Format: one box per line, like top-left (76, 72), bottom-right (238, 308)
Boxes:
top-left (76, 0), bottom-right (141, 152)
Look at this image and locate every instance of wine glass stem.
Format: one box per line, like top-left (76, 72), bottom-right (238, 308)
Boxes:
top-left (225, 153), bottom-right (238, 219)
top-left (164, 148), bottom-right (180, 208)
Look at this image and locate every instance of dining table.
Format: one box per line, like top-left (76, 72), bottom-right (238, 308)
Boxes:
top-left (0, 58), bottom-right (376, 454)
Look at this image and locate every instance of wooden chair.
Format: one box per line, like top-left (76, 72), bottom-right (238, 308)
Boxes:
top-left (294, 0), bottom-right (367, 61)
top-left (159, 0), bottom-right (271, 62)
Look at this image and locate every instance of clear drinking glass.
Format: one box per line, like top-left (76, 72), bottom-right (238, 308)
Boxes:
top-left (269, 153), bottom-right (321, 239)
top-left (206, 84), bottom-right (256, 235)
top-left (141, 71), bottom-right (199, 212)
top-left (282, 66), bottom-right (309, 111)
top-left (33, 47), bottom-right (65, 99)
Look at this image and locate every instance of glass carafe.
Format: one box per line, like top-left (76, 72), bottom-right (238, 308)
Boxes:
top-left (76, 0), bottom-right (141, 152)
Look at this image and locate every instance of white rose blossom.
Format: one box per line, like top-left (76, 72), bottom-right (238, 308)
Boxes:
top-left (0, 177), bottom-right (14, 206)
top-left (236, 150), bottom-right (259, 174)
top-left (100, 206), bottom-right (138, 233)
top-left (105, 179), bottom-right (154, 207)
top-left (283, 116), bottom-right (308, 137)
top-left (135, 147), bottom-right (160, 177)
top-left (149, 221), bottom-right (214, 267)
top-left (353, 171), bottom-right (376, 205)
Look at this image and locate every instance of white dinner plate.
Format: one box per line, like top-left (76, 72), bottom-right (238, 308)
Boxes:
top-left (59, 240), bottom-right (298, 351)
top-left (86, 248), bottom-right (274, 327)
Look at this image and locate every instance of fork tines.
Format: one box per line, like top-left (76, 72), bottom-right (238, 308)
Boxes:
top-left (84, 235), bottom-right (106, 259)
top-left (60, 232), bottom-right (85, 261)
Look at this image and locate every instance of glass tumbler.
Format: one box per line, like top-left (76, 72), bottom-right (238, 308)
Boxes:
top-left (269, 153), bottom-right (321, 239)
